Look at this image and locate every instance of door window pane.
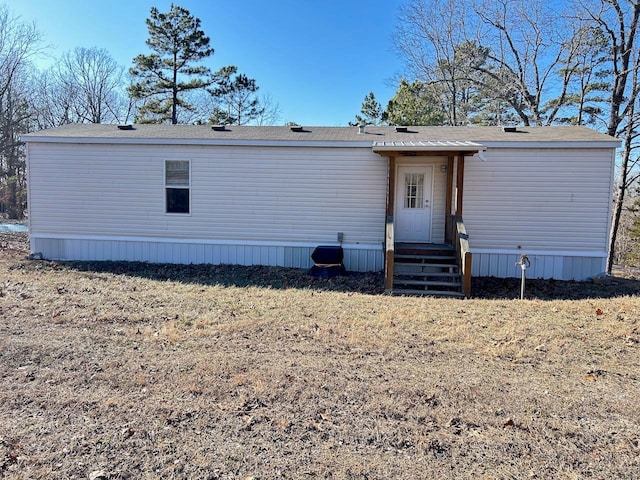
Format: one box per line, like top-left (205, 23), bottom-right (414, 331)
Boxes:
top-left (404, 173), bottom-right (424, 209)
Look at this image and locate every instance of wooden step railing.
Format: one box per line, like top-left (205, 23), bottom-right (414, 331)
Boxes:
top-left (384, 215), bottom-right (394, 292)
top-left (449, 215), bottom-right (472, 297)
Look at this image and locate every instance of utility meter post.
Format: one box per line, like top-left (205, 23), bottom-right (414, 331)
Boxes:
top-left (515, 254), bottom-right (531, 300)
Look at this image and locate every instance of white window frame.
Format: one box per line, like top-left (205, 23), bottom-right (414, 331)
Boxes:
top-left (164, 159), bottom-right (191, 215)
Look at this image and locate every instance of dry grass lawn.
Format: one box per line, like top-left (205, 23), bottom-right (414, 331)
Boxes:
top-left (1, 232), bottom-right (640, 479)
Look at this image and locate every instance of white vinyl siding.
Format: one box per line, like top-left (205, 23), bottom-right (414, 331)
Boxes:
top-left (27, 143), bottom-right (388, 246)
top-left (463, 148), bottom-right (613, 253)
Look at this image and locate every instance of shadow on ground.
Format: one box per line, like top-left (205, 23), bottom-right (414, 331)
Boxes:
top-left (471, 275), bottom-right (639, 300)
top-left (65, 260), bottom-right (387, 294)
top-left (60, 259), bottom-right (639, 300)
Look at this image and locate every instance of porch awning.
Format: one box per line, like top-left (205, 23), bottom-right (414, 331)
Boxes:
top-left (372, 140), bottom-right (486, 155)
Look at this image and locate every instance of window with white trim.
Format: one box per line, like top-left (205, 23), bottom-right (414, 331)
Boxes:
top-left (165, 160), bottom-right (190, 214)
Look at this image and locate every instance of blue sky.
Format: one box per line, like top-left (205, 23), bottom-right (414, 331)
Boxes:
top-left (8, 0), bottom-right (406, 126)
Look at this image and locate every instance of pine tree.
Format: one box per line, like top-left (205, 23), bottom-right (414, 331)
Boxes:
top-left (351, 91), bottom-right (383, 126)
top-left (383, 79), bottom-right (446, 126)
top-left (129, 4), bottom-right (214, 124)
top-left (208, 66), bottom-right (264, 125)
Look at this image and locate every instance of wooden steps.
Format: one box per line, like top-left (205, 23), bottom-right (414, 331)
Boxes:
top-left (392, 244), bottom-right (464, 297)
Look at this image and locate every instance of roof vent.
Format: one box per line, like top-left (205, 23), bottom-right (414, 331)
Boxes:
top-left (290, 125), bottom-right (304, 132)
top-left (502, 126), bottom-right (518, 133)
top-left (211, 125), bottom-right (227, 131)
top-left (117, 124), bottom-right (133, 130)
top-left (358, 125), bottom-right (365, 134)
top-left (395, 126), bottom-right (408, 133)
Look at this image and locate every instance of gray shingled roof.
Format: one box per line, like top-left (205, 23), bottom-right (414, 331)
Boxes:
top-left (22, 123), bottom-right (619, 145)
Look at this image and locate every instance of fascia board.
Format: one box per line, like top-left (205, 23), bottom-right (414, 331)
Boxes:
top-left (479, 141), bottom-right (621, 149)
top-left (21, 137), bottom-right (621, 150)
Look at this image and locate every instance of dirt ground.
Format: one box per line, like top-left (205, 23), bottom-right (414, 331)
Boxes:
top-left (1, 232), bottom-right (639, 479)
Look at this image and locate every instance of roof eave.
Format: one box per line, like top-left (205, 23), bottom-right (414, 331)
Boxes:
top-left (20, 136), bottom-right (377, 148)
top-left (479, 140), bottom-right (621, 149)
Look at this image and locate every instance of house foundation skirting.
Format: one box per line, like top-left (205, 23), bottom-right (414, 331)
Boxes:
top-left (28, 236), bottom-right (606, 281)
top-left (471, 250), bottom-right (607, 281)
top-left (29, 235), bottom-right (384, 273)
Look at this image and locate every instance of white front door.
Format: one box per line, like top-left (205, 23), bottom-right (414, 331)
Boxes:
top-left (395, 165), bottom-right (433, 242)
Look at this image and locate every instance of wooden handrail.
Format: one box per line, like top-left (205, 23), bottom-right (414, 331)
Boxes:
top-left (449, 215), bottom-right (472, 297)
top-left (384, 215), bottom-right (394, 292)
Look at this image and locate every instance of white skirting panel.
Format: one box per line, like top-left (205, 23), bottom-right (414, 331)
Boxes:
top-left (30, 236), bottom-right (384, 273)
top-left (471, 251), bottom-right (606, 281)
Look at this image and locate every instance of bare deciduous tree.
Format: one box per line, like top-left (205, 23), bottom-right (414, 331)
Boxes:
top-left (394, 0), bottom-right (482, 125)
top-left (0, 5), bottom-right (43, 98)
top-left (394, 0), bottom-right (580, 125)
top-left (31, 68), bottom-right (77, 129)
top-left (574, 0), bottom-right (640, 272)
top-left (58, 47), bottom-right (126, 124)
top-left (470, 0), bottom-right (577, 125)
top-left (0, 5), bottom-right (43, 219)
top-left (254, 93), bottom-right (281, 126)
top-left (32, 47), bottom-right (131, 128)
